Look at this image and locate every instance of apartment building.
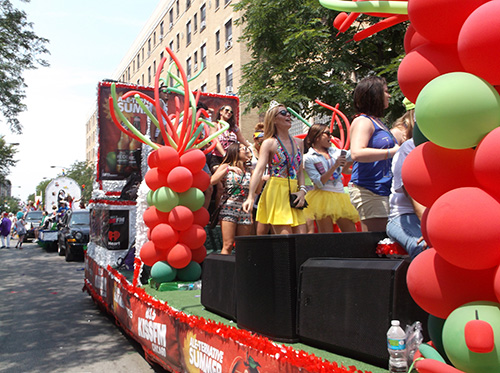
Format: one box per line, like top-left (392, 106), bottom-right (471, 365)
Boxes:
top-left (85, 0), bottom-right (260, 164)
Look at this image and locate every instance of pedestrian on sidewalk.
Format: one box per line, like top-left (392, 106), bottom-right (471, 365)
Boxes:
top-left (0, 212), bottom-right (12, 248)
top-left (14, 214), bottom-right (26, 249)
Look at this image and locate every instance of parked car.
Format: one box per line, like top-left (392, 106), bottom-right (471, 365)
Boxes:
top-left (57, 209), bottom-right (90, 262)
top-left (24, 211), bottom-right (43, 241)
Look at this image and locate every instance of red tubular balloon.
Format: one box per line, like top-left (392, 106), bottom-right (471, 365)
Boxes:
top-left (315, 99), bottom-right (351, 149)
top-left (414, 359), bottom-right (465, 373)
top-left (154, 56), bottom-right (171, 147)
top-left (338, 11), bottom-right (360, 33)
top-left (353, 14), bottom-right (408, 41)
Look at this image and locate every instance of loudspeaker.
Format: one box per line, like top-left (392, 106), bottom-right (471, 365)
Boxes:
top-left (297, 258), bottom-right (428, 368)
top-left (235, 232), bottom-right (386, 342)
top-left (201, 253), bottom-right (237, 320)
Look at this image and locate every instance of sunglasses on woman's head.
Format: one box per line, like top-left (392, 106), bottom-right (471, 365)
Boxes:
top-left (275, 109), bottom-right (290, 117)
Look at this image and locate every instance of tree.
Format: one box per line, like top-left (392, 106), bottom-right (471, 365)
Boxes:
top-left (234, 0), bottom-right (407, 124)
top-left (0, 0), bottom-right (49, 133)
top-left (0, 135), bottom-right (17, 185)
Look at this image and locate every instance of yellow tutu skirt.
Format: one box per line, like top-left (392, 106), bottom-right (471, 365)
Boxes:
top-left (256, 177), bottom-right (306, 227)
top-left (304, 189), bottom-right (360, 223)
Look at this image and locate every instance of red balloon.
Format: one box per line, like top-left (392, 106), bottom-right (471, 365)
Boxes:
top-left (191, 245), bottom-right (207, 264)
top-left (178, 224), bottom-right (207, 249)
top-left (474, 127), bottom-right (500, 199)
top-left (420, 207), bottom-right (432, 248)
top-left (143, 206), bottom-right (170, 229)
top-left (408, 0), bottom-right (489, 45)
top-left (180, 149), bottom-right (206, 174)
top-left (458, 1), bottom-right (500, 85)
top-left (192, 170), bottom-right (210, 191)
top-left (492, 266), bottom-right (500, 304)
top-left (148, 149), bottom-right (159, 168)
top-left (398, 43), bottom-right (464, 103)
top-left (427, 187), bottom-right (500, 270)
top-left (407, 248), bottom-right (497, 319)
top-left (150, 223), bottom-right (179, 250)
top-left (402, 142), bottom-right (478, 207)
top-left (157, 146), bottom-right (180, 173)
top-left (144, 167), bottom-right (169, 191)
top-left (140, 240), bottom-right (161, 267)
top-left (414, 359), bottom-right (464, 373)
top-left (403, 24), bottom-right (428, 54)
top-left (167, 166), bottom-right (193, 193)
top-left (168, 205), bottom-right (194, 231)
top-left (167, 243), bottom-right (192, 269)
top-left (193, 207), bottom-right (210, 227)
top-left (333, 12), bottom-right (348, 30)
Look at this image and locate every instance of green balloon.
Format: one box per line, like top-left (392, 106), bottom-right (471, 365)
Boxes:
top-left (178, 187), bottom-right (204, 211)
top-left (154, 186), bottom-right (179, 212)
top-left (177, 261), bottom-right (202, 281)
top-left (413, 121), bottom-right (429, 147)
top-left (415, 72), bottom-right (500, 149)
top-left (147, 190), bottom-right (154, 206)
top-left (427, 314), bottom-right (446, 359)
top-left (443, 301), bottom-right (500, 373)
top-left (151, 261), bottom-right (177, 283)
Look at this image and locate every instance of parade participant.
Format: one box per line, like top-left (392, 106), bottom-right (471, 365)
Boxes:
top-left (391, 98), bottom-right (415, 145)
top-left (0, 212), bottom-right (12, 248)
top-left (303, 124), bottom-right (360, 232)
top-left (210, 142), bottom-right (253, 254)
top-left (349, 76), bottom-right (399, 232)
top-left (14, 214), bottom-right (26, 249)
top-left (242, 101), bottom-right (307, 234)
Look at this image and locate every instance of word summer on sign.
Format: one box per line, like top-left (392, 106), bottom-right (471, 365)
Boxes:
top-left (189, 336), bottom-right (224, 373)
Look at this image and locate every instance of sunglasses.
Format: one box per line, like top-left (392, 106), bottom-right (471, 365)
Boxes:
top-left (323, 130), bottom-right (332, 137)
top-left (276, 109), bottom-right (290, 117)
top-left (224, 108), bottom-right (233, 114)
top-left (160, 89), bottom-right (168, 93)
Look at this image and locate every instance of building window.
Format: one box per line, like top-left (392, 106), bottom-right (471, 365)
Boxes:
top-left (176, 33), bottom-right (180, 51)
top-left (142, 48), bottom-right (144, 61)
top-left (216, 73), bottom-right (221, 93)
top-left (225, 0), bottom-right (231, 6)
top-left (176, 0), bottom-right (179, 17)
top-left (169, 10), bottom-right (173, 28)
top-left (137, 54), bottom-right (140, 68)
top-left (215, 30), bottom-right (220, 52)
top-left (194, 13), bottom-right (197, 33)
top-left (194, 51), bottom-right (198, 71)
top-left (215, 0), bottom-right (220, 10)
top-left (153, 32), bottom-right (156, 45)
top-left (128, 66), bottom-right (131, 80)
top-left (137, 79), bottom-right (140, 85)
top-left (148, 66), bottom-right (151, 84)
top-left (186, 0), bottom-right (191, 10)
top-left (225, 65), bottom-right (233, 93)
top-left (201, 83), bottom-right (207, 92)
top-left (186, 57), bottom-right (192, 79)
top-left (142, 74), bottom-right (144, 86)
top-left (225, 19), bottom-right (232, 50)
top-left (133, 60), bottom-right (135, 71)
top-left (201, 43), bottom-right (207, 68)
top-left (148, 38), bottom-right (151, 54)
top-left (169, 41), bottom-right (174, 59)
top-left (186, 21), bottom-right (192, 46)
top-left (200, 4), bottom-right (206, 30)
top-left (160, 21), bottom-right (165, 37)
top-left (153, 60), bottom-right (156, 76)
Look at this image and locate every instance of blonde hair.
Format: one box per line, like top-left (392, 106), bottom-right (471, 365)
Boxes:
top-left (263, 105), bottom-right (285, 139)
top-left (392, 109), bottom-right (415, 142)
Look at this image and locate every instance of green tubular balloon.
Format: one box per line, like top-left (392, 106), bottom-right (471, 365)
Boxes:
top-left (419, 343), bottom-right (447, 364)
top-left (194, 121), bottom-right (230, 149)
top-left (319, 0), bottom-right (408, 15)
top-left (287, 107), bottom-right (311, 128)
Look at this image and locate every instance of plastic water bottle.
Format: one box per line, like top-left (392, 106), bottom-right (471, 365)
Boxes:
top-left (387, 320), bottom-right (408, 373)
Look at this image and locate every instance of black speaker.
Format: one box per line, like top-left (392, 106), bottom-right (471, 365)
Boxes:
top-left (201, 253), bottom-right (237, 320)
top-left (297, 258), bottom-right (428, 368)
top-left (235, 232), bottom-right (386, 342)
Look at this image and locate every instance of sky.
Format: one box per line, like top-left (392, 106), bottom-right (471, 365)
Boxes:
top-left (4, 0), bottom-right (161, 202)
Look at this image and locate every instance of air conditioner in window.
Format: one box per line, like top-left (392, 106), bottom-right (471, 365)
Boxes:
top-left (225, 86), bottom-right (233, 94)
top-left (200, 20), bottom-right (206, 29)
top-left (194, 64), bottom-right (198, 71)
top-left (225, 39), bottom-right (233, 49)
top-left (169, 22), bottom-right (173, 29)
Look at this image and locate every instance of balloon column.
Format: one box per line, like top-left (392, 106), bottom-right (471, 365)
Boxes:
top-left (320, 0), bottom-right (500, 372)
top-left (108, 47), bottom-right (229, 286)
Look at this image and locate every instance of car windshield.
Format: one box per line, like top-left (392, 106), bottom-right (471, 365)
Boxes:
top-left (26, 212), bottom-right (43, 221)
top-left (70, 212), bottom-right (89, 226)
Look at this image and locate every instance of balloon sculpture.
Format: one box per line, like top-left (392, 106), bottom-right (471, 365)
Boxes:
top-left (108, 47), bottom-right (230, 286)
top-left (320, 0), bottom-right (500, 371)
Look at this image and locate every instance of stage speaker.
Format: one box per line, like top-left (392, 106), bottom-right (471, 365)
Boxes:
top-left (297, 258), bottom-right (428, 368)
top-left (235, 232), bottom-right (386, 342)
top-left (201, 253), bottom-right (237, 320)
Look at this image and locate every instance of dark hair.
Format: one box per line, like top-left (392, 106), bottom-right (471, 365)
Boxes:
top-left (221, 142), bottom-right (241, 166)
top-left (304, 123), bottom-right (328, 151)
top-left (353, 76), bottom-right (387, 118)
top-left (197, 101), bottom-right (208, 111)
top-left (215, 105), bottom-right (235, 128)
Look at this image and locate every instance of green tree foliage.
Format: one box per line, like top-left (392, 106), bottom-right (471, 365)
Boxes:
top-left (0, 135), bottom-right (17, 185)
top-left (234, 0), bottom-right (407, 124)
top-left (0, 0), bottom-right (49, 133)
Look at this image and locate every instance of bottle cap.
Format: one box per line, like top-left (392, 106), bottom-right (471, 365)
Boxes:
top-left (391, 320), bottom-right (400, 326)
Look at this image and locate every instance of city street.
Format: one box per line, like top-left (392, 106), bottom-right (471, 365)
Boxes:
top-left (0, 240), bottom-right (166, 373)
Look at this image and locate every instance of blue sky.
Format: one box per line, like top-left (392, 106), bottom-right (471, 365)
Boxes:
top-left (5, 0), bottom-right (160, 202)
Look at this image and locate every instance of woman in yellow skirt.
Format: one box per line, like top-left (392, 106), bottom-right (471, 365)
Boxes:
top-left (303, 124), bottom-right (360, 232)
top-left (242, 101), bottom-right (307, 234)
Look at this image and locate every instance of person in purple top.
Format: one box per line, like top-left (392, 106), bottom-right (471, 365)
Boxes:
top-left (349, 76), bottom-right (400, 232)
top-left (0, 212), bottom-right (12, 248)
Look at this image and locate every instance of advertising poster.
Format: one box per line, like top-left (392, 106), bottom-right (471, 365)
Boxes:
top-left (97, 82), bottom-right (154, 182)
top-left (107, 209), bottom-right (129, 250)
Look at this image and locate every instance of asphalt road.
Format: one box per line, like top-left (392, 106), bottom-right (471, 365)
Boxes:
top-left (0, 239), bottom-right (167, 373)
